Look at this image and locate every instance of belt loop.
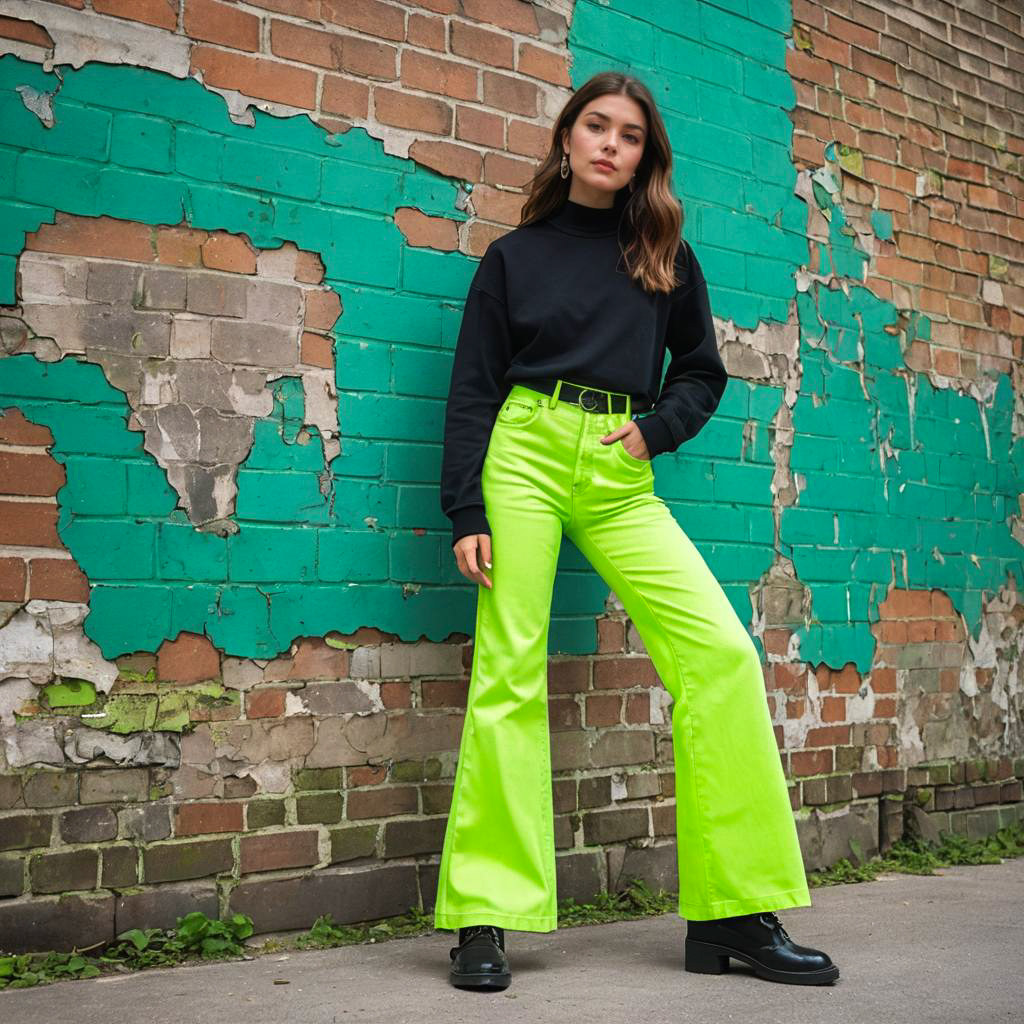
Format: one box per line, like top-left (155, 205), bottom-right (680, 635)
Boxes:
top-left (548, 378), bottom-right (562, 409)
top-left (626, 392), bottom-right (631, 419)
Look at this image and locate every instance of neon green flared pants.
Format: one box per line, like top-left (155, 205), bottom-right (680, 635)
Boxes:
top-left (434, 380), bottom-right (812, 932)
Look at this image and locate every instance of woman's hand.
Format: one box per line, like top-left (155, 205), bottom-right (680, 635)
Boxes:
top-left (453, 533), bottom-right (493, 589)
top-left (600, 421), bottom-right (650, 461)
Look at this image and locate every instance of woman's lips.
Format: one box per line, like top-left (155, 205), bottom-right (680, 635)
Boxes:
top-left (593, 161), bottom-right (615, 171)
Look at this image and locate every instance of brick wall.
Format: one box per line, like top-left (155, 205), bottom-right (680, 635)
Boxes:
top-left (0, 0), bottom-right (1022, 953)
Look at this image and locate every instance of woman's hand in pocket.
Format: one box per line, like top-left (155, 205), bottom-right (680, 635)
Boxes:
top-left (600, 421), bottom-right (650, 461)
top-left (453, 533), bottom-right (493, 589)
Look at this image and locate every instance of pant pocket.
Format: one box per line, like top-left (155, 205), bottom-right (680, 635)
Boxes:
top-left (496, 396), bottom-right (541, 427)
top-left (614, 438), bottom-right (652, 468)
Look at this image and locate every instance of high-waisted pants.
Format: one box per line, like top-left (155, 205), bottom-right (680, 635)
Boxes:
top-left (434, 380), bottom-right (812, 932)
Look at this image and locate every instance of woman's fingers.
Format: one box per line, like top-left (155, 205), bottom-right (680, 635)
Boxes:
top-left (454, 535), bottom-right (493, 589)
top-left (466, 536), bottom-right (492, 589)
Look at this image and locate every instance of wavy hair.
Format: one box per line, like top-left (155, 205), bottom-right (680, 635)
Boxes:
top-left (518, 70), bottom-right (687, 295)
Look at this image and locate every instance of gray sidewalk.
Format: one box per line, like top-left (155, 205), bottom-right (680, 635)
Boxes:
top-left (2, 858), bottom-right (1022, 1024)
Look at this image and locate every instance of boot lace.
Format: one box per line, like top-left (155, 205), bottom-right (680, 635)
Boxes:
top-left (759, 911), bottom-right (791, 941)
top-left (464, 924), bottom-right (503, 947)
top-left (451, 924), bottom-right (504, 956)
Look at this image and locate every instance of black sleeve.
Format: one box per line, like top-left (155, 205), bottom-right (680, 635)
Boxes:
top-left (439, 244), bottom-right (515, 547)
top-left (634, 240), bottom-right (729, 459)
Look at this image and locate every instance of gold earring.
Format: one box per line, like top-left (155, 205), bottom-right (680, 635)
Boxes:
top-left (560, 153), bottom-right (570, 179)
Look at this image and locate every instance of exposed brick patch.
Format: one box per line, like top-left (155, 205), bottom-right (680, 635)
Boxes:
top-left (11, 217), bottom-right (341, 526)
top-left (789, 0), bottom-right (1022, 386)
top-left (0, 406), bottom-right (91, 606)
top-left (156, 631), bottom-right (221, 684)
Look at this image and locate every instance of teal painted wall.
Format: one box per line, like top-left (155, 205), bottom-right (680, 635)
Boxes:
top-left (0, 0), bottom-right (1020, 671)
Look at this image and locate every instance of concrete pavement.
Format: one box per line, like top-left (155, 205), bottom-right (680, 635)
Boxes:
top-left (2, 857), bottom-right (1022, 1024)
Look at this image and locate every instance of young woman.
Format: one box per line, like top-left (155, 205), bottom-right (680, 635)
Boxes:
top-left (435, 71), bottom-right (839, 991)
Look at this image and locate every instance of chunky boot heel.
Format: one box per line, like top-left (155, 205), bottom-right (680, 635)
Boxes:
top-left (685, 938), bottom-right (730, 974)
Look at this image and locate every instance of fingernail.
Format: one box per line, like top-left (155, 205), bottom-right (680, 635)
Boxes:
top-left (484, 560), bottom-right (492, 568)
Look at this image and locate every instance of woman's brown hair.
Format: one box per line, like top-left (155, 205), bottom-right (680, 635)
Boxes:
top-left (518, 70), bottom-right (687, 295)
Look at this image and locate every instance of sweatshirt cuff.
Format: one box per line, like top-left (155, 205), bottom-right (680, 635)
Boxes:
top-left (450, 505), bottom-right (491, 547)
top-left (635, 412), bottom-right (676, 459)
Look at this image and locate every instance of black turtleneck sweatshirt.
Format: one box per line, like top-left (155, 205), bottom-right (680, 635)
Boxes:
top-left (440, 186), bottom-right (728, 547)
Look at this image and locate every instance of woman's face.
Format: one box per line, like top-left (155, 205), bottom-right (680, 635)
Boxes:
top-left (562, 94), bottom-right (648, 202)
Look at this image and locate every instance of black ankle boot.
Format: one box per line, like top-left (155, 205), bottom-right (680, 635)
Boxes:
top-left (449, 924), bottom-right (510, 990)
top-left (685, 911), bottom-right (839, 985)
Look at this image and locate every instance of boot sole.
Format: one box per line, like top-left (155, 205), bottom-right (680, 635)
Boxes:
top-left (685, 937), bottom-right (839, 985)
top-left (449, 969), bottom-right (511, 990)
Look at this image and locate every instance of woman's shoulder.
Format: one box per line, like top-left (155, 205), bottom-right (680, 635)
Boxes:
top-left (469, 221), bottom-right (549, 288)
top-left (672, 237), bottom-right (704, 295)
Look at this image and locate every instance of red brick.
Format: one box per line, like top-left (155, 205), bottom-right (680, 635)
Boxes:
top-left (0, 408), bottom-right (54, 446)
top-left (25, 213), bottom-right (154, 262)
top-left (585, 693), bottom-right (620, 727)
top-left (294, 250), bottom-right (325, 284)
top-left (202, 233), bottom-right (257, 274)
top-left (548, 658), bottom-right (588, 693)
top-left (400, 50), bottom-right (479, 101)
top-left (341, 34), bottom-right (398, 79)
top-left (245, 0), bottom-right (318, 15)
top-left (0, 557), bottom-right (26, 601)
top-left (0, 501), bottom-right (60, 547)
top-left (508, 116), bottom-right (551, 159)
top-left (322, 74), bottom-right (370, 119)
top-left (184, 0), bottom-right (261, 51)
top-left (592, 656), bottom-right (660, 690)
top-left (300, 332), bottom-right (334, 368)
top-left (805, 724), bottom-right (850, 747)
top-left (450, 18), bottom-right (513, 68)
top-left (821, 695), bottom-right (847, 722)
top-left (380, 681), bottom-right (411, 708)
top-left (191, 45), bottom-right (317, 110)
top-left (455, 103), bottom-right (505, 148)
top-left (482, 150), bottom-right (535, 187)
top-left (270, 19), bottom-right (345, 70)
top-left (0, 452), bottom-right (65, 497)
top-left (407, 11), bottom-right (446, 51)
top-left (624, 692), bottom-right (649, 724)
top-left (517, 42), bottom-right (569, 86)
top-left (773, 662), bottom-right (807, 693)
top-left (246, 689), bottom-right (286, 718)
top-left (346, 786), bottom-right (417, 819)
top-left (265, 637), bottom-right (347, 681)
top-left (461, 0), bottom-right (539, 35)
top-left (549, 696), bottom-right (581, 730)
top-left (347, 763), bottom-right (388, 787)
top-left (481, 69), bottom-right (538, 117)
top-left (29, 558), bottom-right (89, 602)
top-left (157, 631), bottom-right (221, 684)
top-left (374, 87), bottom-right (451, 134)
top-left (92, 0), bottom-right (178, 30)
top-left (420, 678), bottom-right (469, 709)
top-left (321, 0), bottom-right (406, 41)
top-left (871, 668), bottom-right (897, 693)
top-left (174, 801), bottom-right (244, 836)
top-left (393, 207), bottom-right (460, 250)
top-left (792, 749), bottom-right (834, 776)
top-left (596, 617), bottom-right (625, 654)
top-left (305, 289), bottom-right (342, 331)
top-left (0, 14), bottom-right (54, 46)
top-left (409, 138), bottom-right (483, 182)
top-left (239, 829), bottom-right (319, 872)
